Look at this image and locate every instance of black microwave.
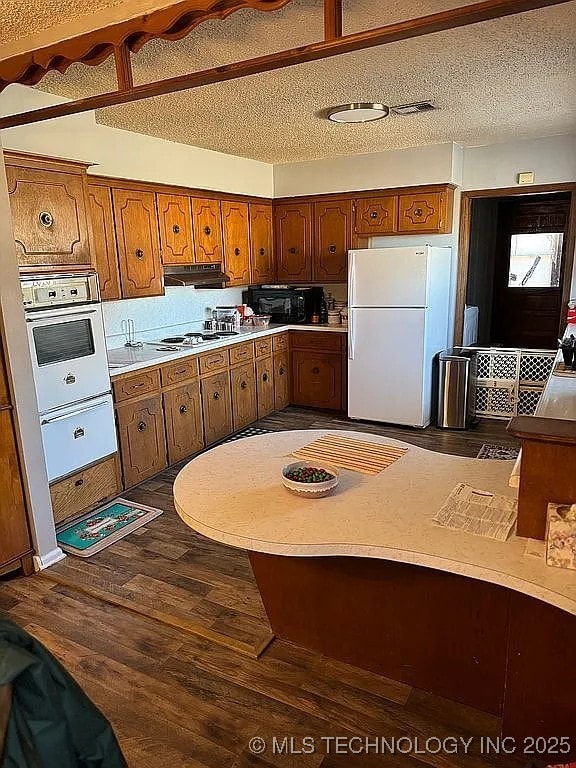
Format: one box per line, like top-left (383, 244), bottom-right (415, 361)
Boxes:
top-left (243, 287), bottom-right (324, 324)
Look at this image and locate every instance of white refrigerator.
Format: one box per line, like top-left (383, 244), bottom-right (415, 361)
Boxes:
top-left (348, 246), bottom-right (452, 428)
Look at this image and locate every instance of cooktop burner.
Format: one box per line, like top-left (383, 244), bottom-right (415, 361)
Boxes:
top-left (161, 336), bottom-right (186, 344)
top-left (215, 331), bottom-right (239, 336)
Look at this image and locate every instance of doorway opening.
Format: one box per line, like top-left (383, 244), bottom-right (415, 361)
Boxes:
top-left (456, 186), bottom-right (575, 350)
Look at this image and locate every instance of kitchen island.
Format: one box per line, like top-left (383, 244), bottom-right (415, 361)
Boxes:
top-left (174, 429), bottom-right (576, 757)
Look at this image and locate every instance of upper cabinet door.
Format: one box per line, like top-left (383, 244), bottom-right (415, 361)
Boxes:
top-left (112, 188), bottom-right (164, 299)
top-left (354, 196), bottom-right (398, 236)
top-left (222, 200), bottom-right (251, 286)
top-left (191, 197), bottom-right (223, 263)
top-left (249, 203), bottom-right (275, 285)
top-left (87, 184), bottom-right (121, 301)
top-left (314, 200), bottom-right (352, 282)
top-left (274, 202), bottom-right (312, 283)
top-left (157, 193), bottom-right (194, 265)
top-left (398, 190), bottom-right (452, 233)
top-left (6, 164), bottom-right (92, 270)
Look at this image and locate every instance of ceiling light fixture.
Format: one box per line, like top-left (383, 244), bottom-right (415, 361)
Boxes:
top-left (326, 103), bottom-right (390, 123)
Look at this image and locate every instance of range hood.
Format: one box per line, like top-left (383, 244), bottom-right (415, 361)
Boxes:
top-left (164, 263), bottom-right (230, 288)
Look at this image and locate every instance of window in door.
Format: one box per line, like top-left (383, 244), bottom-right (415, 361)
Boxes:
top-left (508, 232), bottom-right (564, 288)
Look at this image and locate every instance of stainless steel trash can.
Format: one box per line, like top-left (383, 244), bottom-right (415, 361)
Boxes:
top-left (437, 349), bottom-right (475, 429)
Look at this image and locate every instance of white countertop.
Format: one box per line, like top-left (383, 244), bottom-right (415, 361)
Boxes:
top-left (107, 323), bottom-right (347, 377)
top-left (174, 429), bottom-right (576, 617)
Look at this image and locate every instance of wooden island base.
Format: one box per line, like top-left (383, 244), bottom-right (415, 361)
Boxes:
top-left (249, 553), bottom-right (576, 757)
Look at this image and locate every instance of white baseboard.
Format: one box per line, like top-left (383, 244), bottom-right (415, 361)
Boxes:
top-left (33, 547), bottom-right (66, 571)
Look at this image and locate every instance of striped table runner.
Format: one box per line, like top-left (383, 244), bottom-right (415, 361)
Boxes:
top-left (292, 433), bottom-right (408, 475)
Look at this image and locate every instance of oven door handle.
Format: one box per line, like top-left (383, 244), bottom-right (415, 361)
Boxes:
top-left (26, 309), bottom-right (97, 322)
top-left (41, 400), bottom-right (107, 424)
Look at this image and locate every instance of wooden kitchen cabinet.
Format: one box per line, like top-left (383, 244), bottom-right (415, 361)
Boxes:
top-left (273, 352), bottom-right (290, 411)
top-left (249, 203), bottom-right (275, 284)
top-left (354, 195), bottom-right (398, 235)
top-left (256, 357), bottom-right (275, 419)
top-left (201, 371), bottom-right (233, 446)
top-left (291, 350), bottom-right (343, 410)
top-left (222, 200), bottom-right (251, 286)
top-left (157, 193), bottom-right (194, 265)
top-left (112, 188), bottom-right (164, 299)
top-left (191, 197), bottom-right (223, 263)
top-left (230, 362), bottom-right (258, 431)
top-left (163, 381), bottom-right (205, 464)
top-left (314, 199), bottom-right (352, 282)
top-left (274, 202), bottom-right (312, 282)
top-left (398, 189), bottom-right (453, 234)
top-left (50, 455), bottom-right (121, 526)
top-left (5, 153), bottom-right (93, 271)
top-left (87, 183), bottom-right (121, 301)
top-left (115, 395), bottom-right (168, 488)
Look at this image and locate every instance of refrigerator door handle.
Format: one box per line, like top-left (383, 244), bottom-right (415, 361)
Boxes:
top-left (348, 252), bottom-right (356, 307)
top-left (348, 309), bottom-right (355, 361)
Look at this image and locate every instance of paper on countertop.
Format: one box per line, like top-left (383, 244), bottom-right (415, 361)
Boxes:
top-left (433, 483), bottom-right (518, 542)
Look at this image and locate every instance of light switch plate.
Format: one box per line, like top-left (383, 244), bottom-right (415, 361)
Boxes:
top-left (517, 171), bottom-right (535, 185)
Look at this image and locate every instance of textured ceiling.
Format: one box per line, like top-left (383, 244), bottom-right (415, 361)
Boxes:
top-left (29, 0), bottom-right (576, 162)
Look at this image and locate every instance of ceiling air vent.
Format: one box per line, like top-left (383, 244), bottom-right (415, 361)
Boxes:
top-left (391, 101), bottom-right (436, 116)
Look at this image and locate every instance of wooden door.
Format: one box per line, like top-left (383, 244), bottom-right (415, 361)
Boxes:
top-left (157, 193), bottom-right (194, 265)
top-left (0, 409), bottom-right (32, 567)
top-left (6, 164), bottom-right (92, 269)
top-left (256, 357), bottom-right (275, 419)
top-left (222, 200), bottom-right (251, 286)
top-left (230, 362), bottom-right (257, 431)
top-left (116, 395), bottom-right (167, 488)
top-left (112, 188), bottom-right (164, 299)
top-left (163, 381), bottom-right (204, 464)
top-left (201, 371), bottom-right (233, 446)
top-left (291, 351), bottom-right (342, 410)
top-left (274, 202), bottom-right (312, 282)
top-left (192, 197), bottom-right (223, 263)
top-left (354, 196), bottom-right (398, 235)
top-left (273, 352), bottom-right (290, 411)
top-left (398, 191), bottom-right (443, 233)
top-left (87, 184), bottom-right (121, 301)
top-left (250, 203), bottom-right (275, 284)
top-left (314, 200), bottom-right (352, 282)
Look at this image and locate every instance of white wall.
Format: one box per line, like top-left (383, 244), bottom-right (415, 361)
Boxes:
top-left (0, 85), bottom-right (274, 197)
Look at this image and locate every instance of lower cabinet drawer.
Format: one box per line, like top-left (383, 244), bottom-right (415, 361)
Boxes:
top-left (50, 454), bottom-right (121, 526)
top-left (290, 331), bottom-right (343, 352)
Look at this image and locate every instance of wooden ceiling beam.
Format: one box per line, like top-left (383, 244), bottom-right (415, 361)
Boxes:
top-left (324, 0), bottom-right (343, 40)
top-left (0, 0), bottom-right (571, 131)
top-left (114, 44), bottom-right (134, 91)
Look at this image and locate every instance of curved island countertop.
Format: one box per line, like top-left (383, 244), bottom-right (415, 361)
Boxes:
top-left (174, 429), bottom-right (576, 616)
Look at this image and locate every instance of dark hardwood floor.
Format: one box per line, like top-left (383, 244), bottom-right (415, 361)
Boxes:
top-left (1, 410), bottom-right (527, 768)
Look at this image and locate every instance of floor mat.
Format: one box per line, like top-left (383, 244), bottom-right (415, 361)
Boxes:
top-left (476, 443), bottom-right (520, 460)
top-left (222, 426), bottom-right (274, 443)
top-left (56, 499), bottom-right (163, 557)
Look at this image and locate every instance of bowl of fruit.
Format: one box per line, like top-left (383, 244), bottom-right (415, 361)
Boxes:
top-left (281, 461), bottom-right (339, 498)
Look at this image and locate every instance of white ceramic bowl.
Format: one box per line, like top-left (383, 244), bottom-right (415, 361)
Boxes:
top-left (281, 461), bottom-right (339, 498)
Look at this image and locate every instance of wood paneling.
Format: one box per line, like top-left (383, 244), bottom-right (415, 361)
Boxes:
top-left (222, 200), bottom-right (251, 286)
top-left (50, 455), bottom-right (121, 526)
top-left (230, 362), bottom-right (258, 431)
top-left (112, 188), bottom-right (164, 298)
top-left (0, 344), bottom-right (9, 409)
top-left (201, 371), bottom-right (233, 446)
top-left (116, 395), bottom-right (167, 488)
top-left (273, 352), bottom-right (290, 411)
top-left (274, 202), bottom-right (312, 282)
top-left (163, 381), bottom-right (204, 464)
top-left (113, 368), bottom-right (160, 403)
top-left (313, 199), bottom-right (352, 282)
top-left (354, 195), bottom-right (398, 235)
top-left (0, 410), bottom-right (32, 567)
top-left (160, 358), bottom-right (198, 389)
top-left (199, 349), bottom-right (228, 377)
top-left (228, 341), bottom-right (254, 367)
top-left (191, 198), bottom-right (223, 264)
top-left (398, 189), bottom-right (452, 233)
top-left (249, 203), bottom-right (275, 284)
top-left (157, 193), bottom-right (194, 265)
top-left (256, 357), bottom-right (275, 419)
top-left (291, 349), bottom-right (343, 410)
top-left (87, 183), bottom-right (121, 300)
top-left (6, 162), bottom-right (92, 270)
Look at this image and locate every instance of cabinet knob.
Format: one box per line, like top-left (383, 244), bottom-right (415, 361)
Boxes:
top-left (204, 226), bottom-right (211, 236)
top-left (328, 245), bottom-right (336, 253)
top-left (234, 247), bottom-right (241, 256)
top-left (74, 478), bottom-right (84, 487)
top-left (288, 247), bottom-right (297, 254)
top-left (179, 404), bottom-right (188, 415)
top-left (370, 211), bottom-right (378, 219)
top-left (135, 248), bottom-right (144, 259)
top-left (39, 211), bottom-right (54, 228)
top-left (137, 421), bottom-right (147, 432)
top-left (213, 392), bottom-right (220, 400)
top-left (240, 381), bottom-right (247, 390)
top-left (279, 367), bottom-right (285, 375)
top-left (172, 224), bottom-right (181, 234)
top-left (312, 367), bottom-right (320, 374)
top-left (262, 373), bottom-right (269, 382)
top-left (414, 208), bottom-right (423, 217)
top-left (259, 248), bottom-right (265, 256)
